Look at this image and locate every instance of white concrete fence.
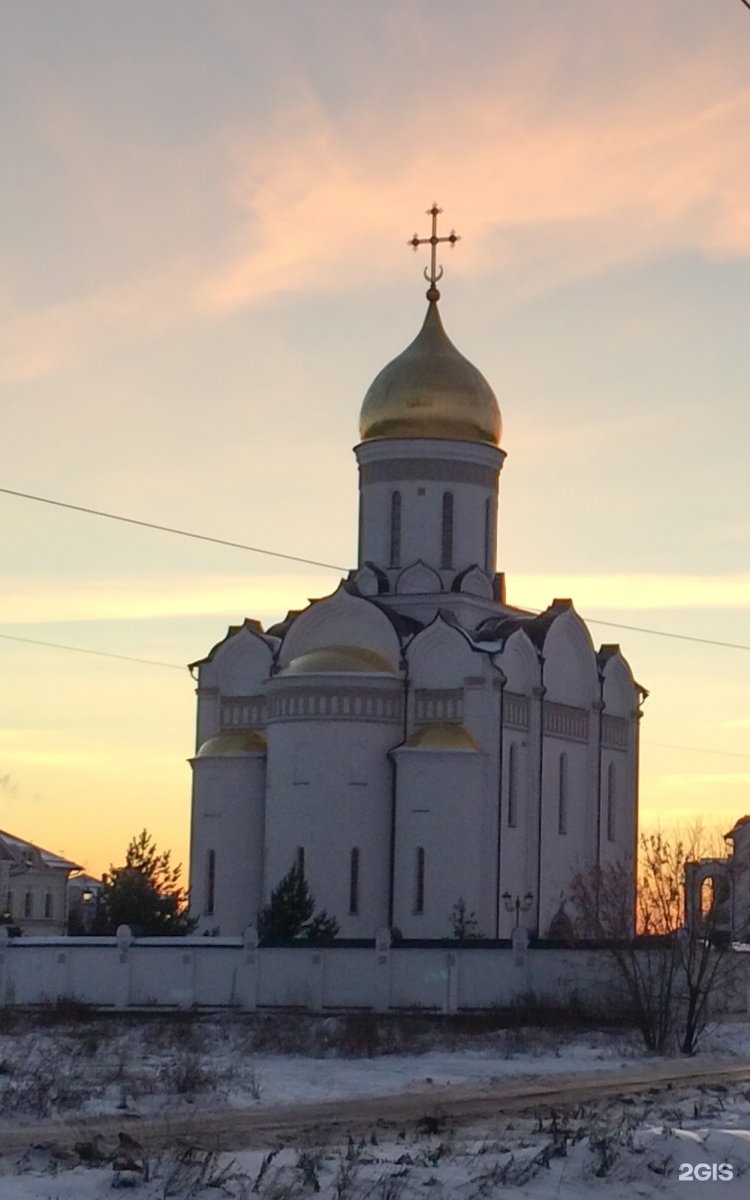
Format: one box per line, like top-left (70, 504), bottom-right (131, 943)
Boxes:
top-left (0, 926), bottom-right (744, 1015)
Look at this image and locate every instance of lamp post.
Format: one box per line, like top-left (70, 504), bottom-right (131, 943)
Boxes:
top-left (502, 891), bottom-right (533, 929)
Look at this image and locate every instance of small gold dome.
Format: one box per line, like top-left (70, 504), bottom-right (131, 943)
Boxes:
top-left (281, 645), bottom-right (397, 675)
top-left (359, 301), bottom-right (501, 446)
top-left (196, 730), bottom-right (267, 757)
top-left (405, 723), bottom-right (480, 751)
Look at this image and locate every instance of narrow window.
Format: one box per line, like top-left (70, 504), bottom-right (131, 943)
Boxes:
top-left (484, 497), bottom-right (493, 572)
top-left (441, 492), bottom-right (454, 569)
top-left (24, 891), bottom-right (33, 918)
top-left (414, 847), bottom-right (425, 914)
top-left (296, 846), bottom-right (305, 878)
top-left (349, 847), bottom-right (360, 914)
top-left (44, 892), bottom-right (53, 919)
top-left (508, 743), bottom-right (518, 828)
top-left (558, 754), bottom-right (568, 835)
top-left (607, 762), bottom-right (616, 842)
top-left (389, 491), bottom-right (402, 568)
top-left (205, 849), bottom-right (216, 916)
top-left (5, 890), bottom-right (12, 917)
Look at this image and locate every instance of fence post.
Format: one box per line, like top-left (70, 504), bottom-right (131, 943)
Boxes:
top-left (443, 951), bottom-right (459, 1014)
top-left (115, 925), bottom-right (132, 1009)
top-left (511, 926), bottom-right (530, 996)
top-left (240, 926), bottom-right (259, 1012)
top-left (374, 927), bottom-right (392, 1013)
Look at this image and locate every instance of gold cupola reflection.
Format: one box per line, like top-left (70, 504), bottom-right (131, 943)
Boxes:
top-left (358, 298), bottom-right (502, 446)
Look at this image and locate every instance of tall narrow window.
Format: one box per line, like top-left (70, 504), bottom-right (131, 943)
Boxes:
top-left (607, 762), bottom-right (616, 842)
top-left (349, 847), bottom-right (360, 914)
top-left (24, 891), bottom-right (33, 918)
top-left (558, 753), bottom-right (568, 835)
top-left (414, 847), bottom-right (425, 914)
top-left (296, 846), bottom-right (305, 878)
top-left (484, 497), bottom-right (493, 572)
top-left (389, 491), bottom-right (402, 568)
top-left (44, 892), bottom-right (53, 919)
top-left (508, 743), bottom-right (518, 827)
top-left (5, 891), bottom-right (11, 918)
top-left (441, 492), bottom-right (454, 569)
top-left (205, 849), bottom-right (216, 916)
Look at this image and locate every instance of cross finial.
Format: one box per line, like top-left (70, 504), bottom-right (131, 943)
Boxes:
top-left (408, 203), bottom-right (460, 302)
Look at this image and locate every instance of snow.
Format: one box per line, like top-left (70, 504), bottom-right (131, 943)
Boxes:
top-left (0, 1014), bottom-right (749, 1197)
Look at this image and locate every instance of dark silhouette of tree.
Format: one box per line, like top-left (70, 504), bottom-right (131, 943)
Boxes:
top-left (570, 830), bottom-right (734, 1055)
top-left (257, 862), bottom-right (339, 943)
top-left (94, 829), bottom-right (195, 936)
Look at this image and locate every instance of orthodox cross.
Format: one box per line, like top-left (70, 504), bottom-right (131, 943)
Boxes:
top-left (408, 204), bottom-right (460, 294)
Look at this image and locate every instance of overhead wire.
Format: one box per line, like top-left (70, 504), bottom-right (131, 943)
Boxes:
top-left (2, 485), bottom-right (749, 651)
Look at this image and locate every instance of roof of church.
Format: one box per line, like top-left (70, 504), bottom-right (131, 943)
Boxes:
top-left (196, 730), bottom-right (268, 757)
top-left (280, 645), bottom-right (398, 676)
top-left (404, 723), bottom-right (481, 751)
top-left (358, 299), bottom-right (502, 446)
top-left (474, 599), bottom-right (574, 649)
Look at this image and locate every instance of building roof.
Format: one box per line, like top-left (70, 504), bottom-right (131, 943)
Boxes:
top-left (0, 829), bottom-right (81, 872)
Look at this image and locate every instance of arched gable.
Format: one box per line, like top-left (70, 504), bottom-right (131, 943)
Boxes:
top-left (542, 608), bottom-right (599, 707)
top-left (200, 624), bottom-right (276, 694)
top-left (600, 650), bottom-right (637, 718)
top-left (350, 562), bottom-right (390, 597)
top-left (277, 583), bottom-right (402, 668)
top-left (396, 560), bottom-right (442, 595)
top-left (452, 565), bottom-right (494, 599)
top-left (494, 627), bottom-right (539, 695)
top-left (407, 616), bottom-right (484, 688)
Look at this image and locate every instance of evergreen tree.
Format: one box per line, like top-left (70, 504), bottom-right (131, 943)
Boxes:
top-left (257, 862), bottom-right (339, 943)
top-left (450, 897), bottom-right (483, 940)
top-left (94, 829), bottom-right (195, 936)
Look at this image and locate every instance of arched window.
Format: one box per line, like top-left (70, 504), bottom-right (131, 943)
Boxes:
top-left (558, 753), bottom-right (568, 835)
top-left (296, 846), bottom-right (305, 879)
top-left (44, 892), bottom-right (53, 919)
top-left (349, 848), bottom-right (360, 914)
top-left (414, 847), bottom-right (426, 914)
top-left (484, 497), bottom-right (493, 572)
top-left (606, 762), bottom-right (616, 842)
top-left (508, 743), bottom-right (518, 828)
top-left (24, 891), bottom-right (33, 918)
top-left (441, 492), bottom-right (454, 569)
top-left (389, 491), bottom-right (402, 568)
top-left (205, 849), bottom-right (216, 916)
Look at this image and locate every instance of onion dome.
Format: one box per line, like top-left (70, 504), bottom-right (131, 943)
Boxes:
top-left (359, 300), bottom-right (501, 446)
top-left (405, 723), bottom-right (480, 751)
top-left (196, 730), bottom-right (267, 757)
top-left (280, 645), bottom-right (397, 675)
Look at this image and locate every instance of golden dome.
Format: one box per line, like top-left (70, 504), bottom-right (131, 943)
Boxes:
top-left (405, 723), bottom-right (480, 751)
top-left (359, 301), bottom-right (501, 446)
top-left (196, 730), bottom-right (267, 757)
top-left (281, 645), bottom-right (397, 675)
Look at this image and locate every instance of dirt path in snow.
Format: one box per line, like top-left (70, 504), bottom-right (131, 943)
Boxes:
top-left (1, 1058), bottom-right (749, 1155)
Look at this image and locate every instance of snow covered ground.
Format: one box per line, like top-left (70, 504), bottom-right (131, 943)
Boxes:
top-left (0, 1012), bottom-right (748, 1197)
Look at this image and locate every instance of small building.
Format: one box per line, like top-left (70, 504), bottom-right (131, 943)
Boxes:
top-left (0, 830), bottom-right (81, 935)
top-left (686, 817), bottom-right (750, 941)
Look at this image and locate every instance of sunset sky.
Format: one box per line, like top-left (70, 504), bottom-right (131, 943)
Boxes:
top-left (1, 0), bottom-right (749, 879)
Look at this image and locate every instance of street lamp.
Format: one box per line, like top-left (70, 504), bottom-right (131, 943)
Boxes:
top-left (502, 891), bottom-right (533, 929)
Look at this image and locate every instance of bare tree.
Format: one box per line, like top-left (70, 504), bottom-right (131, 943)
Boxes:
top-left (569, 830), bottom-right (735, 1055)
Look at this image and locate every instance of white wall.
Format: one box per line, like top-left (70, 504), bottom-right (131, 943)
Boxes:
top-left (0, 933), bottom-right (744, 1016)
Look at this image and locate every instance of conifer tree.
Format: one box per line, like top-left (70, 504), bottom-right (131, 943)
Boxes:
top-left (257, 862), bottom-right (339, 943)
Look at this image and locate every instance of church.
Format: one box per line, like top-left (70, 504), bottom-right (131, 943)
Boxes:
top-left (188, 209), bottom-right (644, 941)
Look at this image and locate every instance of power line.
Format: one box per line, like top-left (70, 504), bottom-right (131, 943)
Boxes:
top-left (2, 633), bottom-right (747, 763)
top-left (0, 487), bottom-right (348, 573)
top-left (644, 741), bottom-right (750, 763)
top-left (2, 485), bottom-right (749, 652)
top-left (0, 632), bottom-right (184, 671)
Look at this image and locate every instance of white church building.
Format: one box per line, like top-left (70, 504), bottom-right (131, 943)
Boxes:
top-left (188, 216), bottom-right (644, 942)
